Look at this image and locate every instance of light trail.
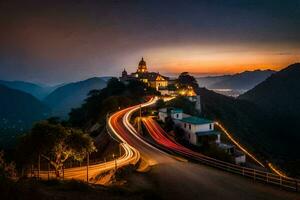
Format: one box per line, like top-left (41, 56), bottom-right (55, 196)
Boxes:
top-left (39, 108), bottom-right (142, 183)
top-left (142, 117), bottom-right (206, 159)
top-left (39, 142), bottom-right (138, 183)
top-left (215, 122), bottom-right (265, 167)
top-left (267, 163), bottom-right (288, 178)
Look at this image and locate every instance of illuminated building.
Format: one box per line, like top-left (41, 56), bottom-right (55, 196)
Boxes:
top-left (120, 57), bottom-right (169, 90)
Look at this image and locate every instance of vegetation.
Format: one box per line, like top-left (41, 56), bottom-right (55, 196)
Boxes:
top-left (0, 151), bottom-right (16, 181)
top-left (44, 77), bottom-right (107, 117)
top-left (17, 121), bottom-right (96, 177)
top-left (69, 78), bottom-right (158, 129)
top-left (0, 84), bottom-right (50, 148)
top-left (166, 96), bottom-right (200, 116)
top-left (177, 72), bottom-right (199, 89)
top-left (0, 178), bottom-right (160, 200)
top-left (238, 63), bottom-right (300, 177)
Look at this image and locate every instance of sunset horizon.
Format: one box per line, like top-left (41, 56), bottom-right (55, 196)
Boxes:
top-left (1, 1), bottom-right (299, 84)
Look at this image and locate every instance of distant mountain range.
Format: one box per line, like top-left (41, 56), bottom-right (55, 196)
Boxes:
top-left (0, 80), bottom-right (59, 100)
top-left (0, 77), bottom-right (109, 147)
top-left (43, 77), bottom-right (108, 117)
top-left (196, 69), bottom-right (276, 91)
top-left (0, 84), bottom-right (50, 124)
top-left (0, 84), bottom-right (50, 148)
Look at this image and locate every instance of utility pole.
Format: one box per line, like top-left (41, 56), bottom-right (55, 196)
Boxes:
top-left (48, 163), bottom-right (50, 180)
top-left (86, 152), bottom-right (89, 183)
top-left (113, 154), bottom-right (117, 172)
top-left (38, 154), bottom-right (40, 179)
top-left (138, 104), bottom-right (142, 134)
top-left (62, 165), bottom-right (64, 180)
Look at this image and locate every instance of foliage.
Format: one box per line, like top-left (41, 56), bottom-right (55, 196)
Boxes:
top-left (199, 87), bottom-right (300, 177)
top-left (0, 151), bottom-right (16, 181)
top-left (17, 121), bottom-right (96, 177)
top-left (155, 98), bottom-right (165, 109)
top-left (69, 78), bottom-right (157, 128)
top-left (166, 96), bottom-right (199, 116)
top-left (177, 72), bottom-right (199, 89)
top-left (202, 144), bottom-right (233, 163)
top-left (0, 84), bottom-right (50, 148)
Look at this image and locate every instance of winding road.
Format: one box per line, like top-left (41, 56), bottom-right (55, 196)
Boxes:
top-left (107, 98), bottom-right (299, 200)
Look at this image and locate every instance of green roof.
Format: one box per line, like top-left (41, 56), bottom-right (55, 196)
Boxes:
top-left (159, 107), bottom-right (182, 114)
top-left (196, 130), bottom-right (220, 136)
top-left (180, 117), bottom-right (213, 125)
top-left (171, 108), bottom-right (183, 113)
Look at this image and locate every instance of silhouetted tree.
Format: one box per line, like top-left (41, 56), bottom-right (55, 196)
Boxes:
top-left (17, 121), bottom-right (96, 177)
top-left (177, 72), bottom-right (199, 89)
top-left (156, 99), bottom-right (165, 109)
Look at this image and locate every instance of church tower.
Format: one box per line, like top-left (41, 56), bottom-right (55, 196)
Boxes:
top-left (122, 68), bottom-right (127, 77)
top-left (137, 57), bottom-right (148, 73)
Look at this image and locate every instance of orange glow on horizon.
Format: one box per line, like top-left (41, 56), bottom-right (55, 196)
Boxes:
top-left (138, 45), bottom-right (300, 75)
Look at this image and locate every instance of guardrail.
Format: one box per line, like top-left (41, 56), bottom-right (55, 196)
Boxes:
top-left (188, 153), bottom-right (299, 192)
top-left (145, 132), bottom-right (299, 192)
top-left (143, 127), bottom-right (300, 193)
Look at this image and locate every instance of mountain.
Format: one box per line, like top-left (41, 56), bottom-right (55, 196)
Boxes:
top-left (0, 84), bottom-right (50, 148)
top-left (200, 63), bottom-right (300, 177)
top-left (44, 77), bottom-right (108, 117)
top-left (0, 80), bottom-right (56, 100)
top-left (196, 75), bottom-right (230, 88)
top-left (239, 63), bottom-right (300, 117)
top-left (197, 70), bottom-right (275, 91)
top-left (199, 84), bottom-right (300, 177)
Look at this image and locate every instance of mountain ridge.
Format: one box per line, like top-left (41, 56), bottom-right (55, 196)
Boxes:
top-left (44, 77), bottom-right (108, 117)
top-left (196, 69), bottom-right (276, 91)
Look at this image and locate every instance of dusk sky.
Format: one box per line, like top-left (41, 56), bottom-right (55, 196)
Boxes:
top-left (0, 0), bottom-right (299, 84)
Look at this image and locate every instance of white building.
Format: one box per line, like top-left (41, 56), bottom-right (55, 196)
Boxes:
top-left (158, 107), bottom-right (220, 146)
top-left (158, 108), bottom-right (183, 123)
top-left (218, 143), bottom-right (246, 164)
top-left (175, 116), bottom-right (221, 146)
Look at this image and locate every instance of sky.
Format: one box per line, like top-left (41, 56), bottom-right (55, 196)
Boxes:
top-left (0, 0), bottom-right (299, 84)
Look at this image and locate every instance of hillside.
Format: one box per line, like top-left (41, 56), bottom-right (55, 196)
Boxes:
top-left (199, 87), bottom-right (300, 177)
top-left (0, 80), bottom-right (56, 100)
top-left (197, 70), bottom-right (275, 90)
top-left (239, 63), bottom-right (300, 117)
top-left (44, 77), bottom-right (107, 117)
top-left (0, 84), bottom-right (50, 148)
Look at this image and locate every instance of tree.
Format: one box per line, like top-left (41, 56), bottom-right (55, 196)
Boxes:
top-left (0, 151), bottom-right (16, 181)
top-left (17, 121), bottom-right (96, 177)
top-left (177, 72), bottom-right (199, 89)
top-left (156, 99), bottom-right (165, 109)
top-left (69, 77), bottom-right (158, 128)
top-left (167, 96), bottom-right (199, 116)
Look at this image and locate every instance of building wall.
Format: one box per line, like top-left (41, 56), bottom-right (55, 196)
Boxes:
top-left (184, 123), bottom-right (214, 133)
top-left (158, 112), bottom-right (168, 122)
top-left (171, 112), bottom-right (182, 120)
top-left (235, 155), bottom-right (246, 165)
top-left (159, 89), bottom-right (176, 96)
top-left (150, 80), bottom-right (168, 90)
top-left (175, 121), bottom-right (218, 145)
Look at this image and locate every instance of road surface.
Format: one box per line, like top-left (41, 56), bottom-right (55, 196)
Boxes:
top-left (39, 142), bottom-right (139, 183)
top-left (109, 98), bottom-right (299, 200)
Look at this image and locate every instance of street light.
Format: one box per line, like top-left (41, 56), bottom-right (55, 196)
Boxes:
top-left (112, 154), bottom-right (117, 172)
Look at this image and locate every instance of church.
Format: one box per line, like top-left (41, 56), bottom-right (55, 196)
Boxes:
top-left (120, 58), bottom-right (169, 90)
